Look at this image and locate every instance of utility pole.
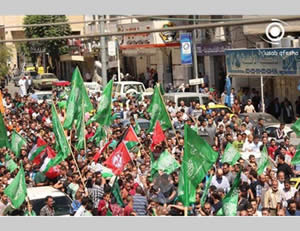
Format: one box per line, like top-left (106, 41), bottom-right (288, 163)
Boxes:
top-left (192, 15), bottom-right (199, 93)
top-left (100, 15), bottom-right (107, 86)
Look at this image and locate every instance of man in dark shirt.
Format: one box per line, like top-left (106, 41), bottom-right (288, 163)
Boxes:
top-left (277, 154), bottom-right (293, 179)
top-left (254, 118), bottom-right (265, 138)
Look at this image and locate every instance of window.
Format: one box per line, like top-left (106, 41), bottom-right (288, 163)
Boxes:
top-left (123, 84), bottom-right (144, 93)
top-left (177, 97), bottom-right (200, 106)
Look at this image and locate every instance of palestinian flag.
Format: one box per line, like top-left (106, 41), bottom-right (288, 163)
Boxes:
top-left (28, 137), bottom-right (47, 165)
top-left (123, 126), bottom-right (139, 150)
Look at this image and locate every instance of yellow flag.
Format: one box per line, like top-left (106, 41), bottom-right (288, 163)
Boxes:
top-left (0, 91), bottom-right (5, 114)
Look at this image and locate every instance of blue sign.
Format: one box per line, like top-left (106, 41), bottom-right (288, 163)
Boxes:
top-left (180, 33), bottom-right (192, 65)
top-left (225, 48), bottom-right (300, 76)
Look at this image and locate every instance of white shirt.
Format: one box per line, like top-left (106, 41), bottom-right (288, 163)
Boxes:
top-left (281, 187), bottom-right (297, 208)
top-left (74, 205), bottom-right (86, 217)
top-left (210, 176), bottom-right (230, 193)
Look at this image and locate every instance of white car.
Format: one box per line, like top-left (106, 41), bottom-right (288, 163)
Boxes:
top-left (164, 92), bottom-right (214, 110)
top-left (113, 81), bottom-right (153, 100)
top-left (84, 82), bottom-right (103, 96)
top-left (30, 91), bottom-right (53, 104)
top-left (27, 186), bottom-right (73, 216)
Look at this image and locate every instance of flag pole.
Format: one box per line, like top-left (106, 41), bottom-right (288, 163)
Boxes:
top-left (184, 207), bottom-right (188, 216)
top-left (82, 99), bottom-right (87, 155)
top-left (156, 83), bottom-right (180, 144)
top-left (53, 104), bottom-right (87, 193)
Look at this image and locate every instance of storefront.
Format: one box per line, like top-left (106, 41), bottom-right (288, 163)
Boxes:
top-left (196, 41), bottom-right (231, 92)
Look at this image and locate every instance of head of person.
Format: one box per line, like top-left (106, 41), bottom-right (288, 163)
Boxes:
top-left (262, 208), bottom-right (270, 216)
top-left (222, 163), bottom-right (230, 175)
top-left (258, 118), bottom-right (264, 126)
top-left (287, 200), bottom-right (297, 215)
top-left (216, 168), bottom-right (223, 180)
top-left (276, 209), bottom-right (285, 216)
top-left (280, 123), bottom-right (285, 130)
top-left (45, 196), bottom-right (54, 208)
top-left (250, 200), bottom-right (258, 212)
top-left (103, 192), bottom-right (111, 202)
top-left (202, 202), bottom-right (212, 216)
top-left (284, 179), bottom-right (291, 191)
top-left (239, 210), bottom-right (248, 216)
top-left (271, 180), bottom-right (279, 192)
top-left (277, 154), bottom-right (285, 165)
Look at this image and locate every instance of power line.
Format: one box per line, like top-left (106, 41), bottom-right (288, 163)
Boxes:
top-left (0, 15), bottom-right (278, 30)
top-left (1, 16), bottom-right (300, 44)
top-left (0, 15), bottom-right (156, 29)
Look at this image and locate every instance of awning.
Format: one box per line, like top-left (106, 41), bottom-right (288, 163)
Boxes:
top-left (60, 55), bottom-right (84, 62)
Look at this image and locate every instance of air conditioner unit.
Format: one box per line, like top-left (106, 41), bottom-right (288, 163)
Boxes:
top-left (213, 26), bottom-right (226, 42)
top-left (292, 39), bottom-right (299, 48)
top-left (256, 42), bottom-right (266, 48)
top-left (281, 36), bottom-right (293, 48)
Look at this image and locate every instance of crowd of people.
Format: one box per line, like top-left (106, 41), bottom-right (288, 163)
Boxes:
top-left (0, 76), bottom-right (299, 217)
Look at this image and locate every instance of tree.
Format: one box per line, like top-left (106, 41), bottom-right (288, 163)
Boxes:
top-left (23, 15), bottom-right (72, 74)
top-left (0, 44), bottom-right (12, 80)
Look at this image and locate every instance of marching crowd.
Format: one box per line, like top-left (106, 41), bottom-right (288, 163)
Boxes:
top-left (0, 76), bottom-right (300, 217)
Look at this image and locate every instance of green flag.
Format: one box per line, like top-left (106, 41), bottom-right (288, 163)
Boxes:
top-left (147, 84), bottom-right (172, 132)
top-left (257, 146), bottom-right (269, 175)
top-left (178, 124), bottom-right (218, 207)
top-left (40, 104), bottom-right (72, 173)
top-left (221, 143), bottom-right (241, 166)
top-left (151, 150), bottom-right (180, 177)
top-left (159, 83), bottom-right (165, 95)
top-left (134, 122), bottom-right (141, 135)
top-left (218, 171), bottom-right (241, 216)
top-left (183, 124), bottom-right (218, 187)
top-left (291, 118), bottom-right (300, 137)
top-left (75, 97), bottom-right (85, 151)
top-left (63, 67), bottom-right (93, 130)
top-left (10, 130), bottom-right (27, 158)
top-left (4, 162), bottom-right (27, 209)
top-left (0, 112), bottom-right (9, 148)
top-left (111, 177), bottom-right (124, 207)
top-left (88, 125), bottom-right (106, 144)
top-left (291, 145), bottom-right (300, 165)
top-left (87, 79), bottom-right (113, 126)
top-left (5, 154), bottom-right (18, 173)
top-left (200, 175), bottom-right (213, 207)
top-left (178, 164), bottom-right (197, 206)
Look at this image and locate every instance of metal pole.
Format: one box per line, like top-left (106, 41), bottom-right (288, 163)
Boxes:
top-left (260, 75), bottom-right (265, 113)
top-left (192, 15), bottom-right (199, 93)
top-left (116, 39), bottom-right (121, 82)
top-left (100, 16), bottom-right (107, 86)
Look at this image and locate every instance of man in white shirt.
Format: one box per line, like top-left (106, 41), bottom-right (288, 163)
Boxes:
top-left (178, 100), bottom-right (188, 114)
top-left (281, 179), bottom-right (297, 208)
top-left (210, 168), bottom-right (230, 193)
top-left (244, 99), bottom-right (256, 113)
top-left (18, 76), bottom-right (28, 96)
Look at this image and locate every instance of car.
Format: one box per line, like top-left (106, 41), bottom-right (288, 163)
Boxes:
top-left (13, 70), bottom-right (38, 87)
top-left (239, 112), bottom-right (298, 142)
top-left (84, 82), bottom-right (103, 96)
top-left (164, 92), bottom-right (215, 110)
top-left (30, 91), bottom-right (53, 104)
top-left (113, 81), bottom-right (153, 100)
top-left (199, 104), bottom-right (234, 118)
top-left (121, 118), bottom-right (150, 131)
top-left (33, 73), bottom-right (59, 90)
top-left (26, 186), bottom-right (73, 216)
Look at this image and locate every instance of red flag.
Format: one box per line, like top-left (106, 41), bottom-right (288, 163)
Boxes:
top-left (150, 120), bottom-right (166, 152)
top-left (93, 140), bottom-right (112, 163)
top-left (123, 126), bottom-right (139, 143)
top-left (104, 142), bottom-right (131, 175)
top-left (45, 165), bottom-right (61, 179)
